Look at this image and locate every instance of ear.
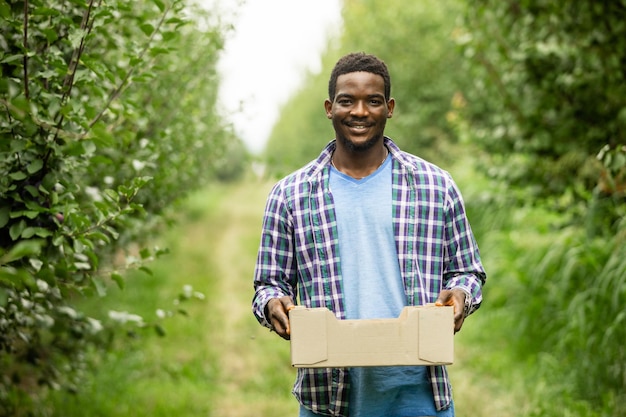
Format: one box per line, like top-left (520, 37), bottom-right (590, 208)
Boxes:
top-left (324, 99), bottom-right (333, 119)
top-left (387, 98), bottom-right (396, 118)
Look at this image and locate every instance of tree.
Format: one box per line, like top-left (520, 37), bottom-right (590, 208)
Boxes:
top-left (459, 0), bottom-right (626, 233)
top-left (264, 0), bottom-right (468, 172)
top-left (0, 0), bottom-right (244, 412)
top-left (458, 1), bottom-right (626, 410)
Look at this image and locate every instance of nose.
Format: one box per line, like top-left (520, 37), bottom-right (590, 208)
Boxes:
top-left (350, 100), bottom-right (369, 117)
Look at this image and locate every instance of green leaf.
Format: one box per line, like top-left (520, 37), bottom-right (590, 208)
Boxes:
top-left (9, 171), bottom-right (27, 181)
top-left (87, 231), bottom-right (110, 244)
top-left (0, 240), bottom-right (43, 264)
top-left (41, 28), bottom-right (59, 43)
top-left (24, 185), bottom-right (40, 197)
top-left (140, 23), bottom-right (155, 36)
top-left (102, 225), bottom-right (119, 240)
top-left (154, 323), bottom-right (166, 337)
top-left (10, 210), bottom-right (39, 219)
top-left (165, 17), bottom-right (186, 27)
top-left (68, 28), bottom-right (87, 49)
top-left (139, 247), bottom-right (151, 259)
top-left (21, 227), bottom-right (37, 239)
top-left (148, 47), bottom-right (170, 57)
top-left (0, 288), bottom-right (8, 307)
top-left (0, 206), bottom-right (9, 228)
top-left (34, 228), bottom-right (53, 238)
top-left (90, 276), bottom-right (107, 297)
top-left (153, 0), bottom-right (165, 12)
top-left (82, 140), bottom-right (96, 155)
top-left (0, 1), bottom-right (9, 18)
top-left (161, 31), bottom-right (178, 42)
top-left (27, 159), bottom-right (44, 174)
top-left (52, 234), bottom-right (65, 247)
top-left (0, 54), bottom-right (23, 64)
top-left (0, 266), bottom-right (36, 289)
top-left (138, 266), bottom-right (153, 276)
top-left (31, 7), bottom-right (61, 16)
top-left (103, 189), bottom-right (119, 203)
top-left (73, 239), bottom-right (85, 254)
top-left (111, 272), bottom-right (125, 290)
top-left (9, 219), bottom-right (26, 240)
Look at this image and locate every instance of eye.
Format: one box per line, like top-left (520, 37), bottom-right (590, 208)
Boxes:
top-left (337, 98), bottom-right (352, 106)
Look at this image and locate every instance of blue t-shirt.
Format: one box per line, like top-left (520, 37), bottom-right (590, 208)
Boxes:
top-left (330, 154), bottom-right (405, 321)
top-left (300, 154), bottom-right (454, 417)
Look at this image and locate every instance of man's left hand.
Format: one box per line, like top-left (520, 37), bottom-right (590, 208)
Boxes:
top-left (435, 289), bottom-right (467, 333)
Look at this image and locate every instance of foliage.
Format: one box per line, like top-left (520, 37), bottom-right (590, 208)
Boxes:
top-left (458, 0), bottom-right (626, 231)
top-left (264, 0), bottom-right (468, 173)
top-left (0, 0), bottom-right (244, 412)
top-left (46, 182), bottom-right (297, 417)
top-left (340, 0), bottom-right (467, 164)
top-left (513, 222), bottom-right (626, 411)
top-left (264, 1), bottom-right (626, 412)
top-left (264, 69), bottom-right (335, 177)
top-left (456, 165), bottom-right (622, 416)
top-left (455, 1), bottom-right (626, 409)
top-left (460, 176), bottom-right (624, 415)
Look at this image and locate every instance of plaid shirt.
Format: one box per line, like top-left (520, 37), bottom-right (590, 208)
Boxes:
top-left (253, 138), bottom-right (486, 416)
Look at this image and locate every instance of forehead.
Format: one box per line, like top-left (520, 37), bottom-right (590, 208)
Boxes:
top-left (335, 71), bottom-right (385, 96)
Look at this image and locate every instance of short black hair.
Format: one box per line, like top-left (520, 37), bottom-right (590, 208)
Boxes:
top-left (328, 52), bottom-right (391, 101)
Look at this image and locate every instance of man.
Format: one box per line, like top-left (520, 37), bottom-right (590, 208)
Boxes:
top-left (252, 52), bottom-right (486, 416)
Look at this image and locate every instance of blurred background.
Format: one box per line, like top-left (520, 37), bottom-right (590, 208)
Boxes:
top-left (0, 0), bottom-right (624, 416)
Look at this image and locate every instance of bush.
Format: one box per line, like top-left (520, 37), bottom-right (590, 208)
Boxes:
top-left (0, 0), bottom-right (245, 413)
top-left (459, 0), bottom-right (626, 230)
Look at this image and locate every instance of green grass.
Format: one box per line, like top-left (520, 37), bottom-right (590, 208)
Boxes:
top-left (45, 176), bottom-right (619, 417)
top-left (42, 179), bottom-right (530, 417)
top-left (48, 180), bottom-right (298, 417)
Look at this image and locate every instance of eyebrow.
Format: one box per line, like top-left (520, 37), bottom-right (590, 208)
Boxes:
top-left (335, 93), bottom-right (385, 100)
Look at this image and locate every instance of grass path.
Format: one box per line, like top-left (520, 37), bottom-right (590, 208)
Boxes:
top-left (197, 180), bottom-right (519, 416)
top-left (204, 179), bottom-right (298, 416)
top-left (50, 179), bottom-right (517, 416)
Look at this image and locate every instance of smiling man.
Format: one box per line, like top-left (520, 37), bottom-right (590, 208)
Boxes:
top-left (252, 52), bottom-right (486, 417)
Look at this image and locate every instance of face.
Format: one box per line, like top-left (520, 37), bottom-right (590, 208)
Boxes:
top-left (324, 71), bottom-right (394, 152)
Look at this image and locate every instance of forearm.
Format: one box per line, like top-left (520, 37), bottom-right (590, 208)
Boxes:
top-left (252, 283), bottom-right (294, 328)
top-left (445, 272), bottom-right (484, 316)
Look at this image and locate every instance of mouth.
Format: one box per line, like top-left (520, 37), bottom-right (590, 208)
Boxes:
top-left (345, 122), bottom-right (371, 133)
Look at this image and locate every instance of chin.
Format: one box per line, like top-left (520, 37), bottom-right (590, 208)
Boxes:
top-left (339, 134), bottom-right (382, 152)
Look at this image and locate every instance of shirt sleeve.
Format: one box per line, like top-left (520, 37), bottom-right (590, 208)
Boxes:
top-left (252, 182), bottom-right (298, 328)
top-left (442, 178), bottom-right (486, 316)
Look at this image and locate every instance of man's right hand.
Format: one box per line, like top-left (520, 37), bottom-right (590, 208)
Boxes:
top-left (265, 296), bottom-right (295, 340)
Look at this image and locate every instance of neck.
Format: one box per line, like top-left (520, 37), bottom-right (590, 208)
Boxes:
top-left (331, 144), bottom-right (388, 180)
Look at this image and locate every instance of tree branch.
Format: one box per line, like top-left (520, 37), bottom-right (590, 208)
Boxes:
top-left (85, 3), bottom-right (174, 133)
top-left (22, 0), bottom-right (29, 99)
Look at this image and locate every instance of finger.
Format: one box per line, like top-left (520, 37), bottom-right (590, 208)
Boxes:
top-left (279, 297), bottom-right (296, 335)
top-left (280, 296), bottom-right (295, 310)
top-left (435, 292), bottom-right (454, 306)
top-left (441, 298), bottom-right (455, 306)
top-left (283, 305), bottom-right (297, 335)
top-left (270, 314), bottom-right (291, 340)
top-left (452, 314), bottom-right (464, 333)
